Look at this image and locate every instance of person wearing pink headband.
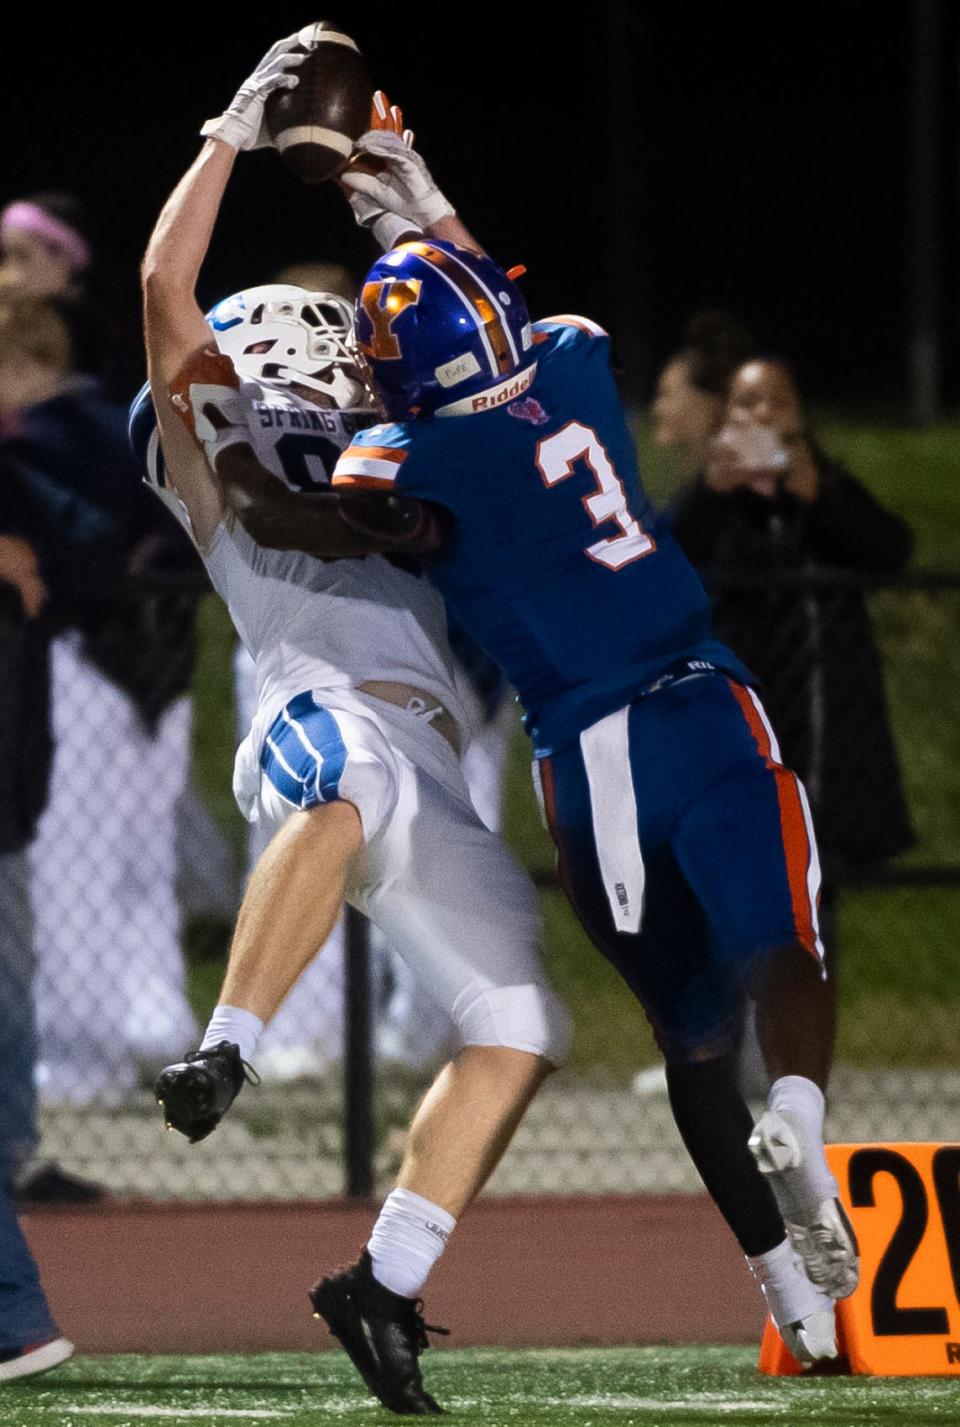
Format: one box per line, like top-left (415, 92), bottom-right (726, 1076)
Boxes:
top-left (0, 197), bottom-right (91, 299)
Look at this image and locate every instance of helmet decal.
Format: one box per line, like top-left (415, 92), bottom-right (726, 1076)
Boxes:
top-left (208, 294), bottom-right (246, 331)
top-left (358, 278), bottom-right (423, 360)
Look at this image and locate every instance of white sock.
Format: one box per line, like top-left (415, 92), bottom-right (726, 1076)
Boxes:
top-left (768, 1075), bottom-right (839, 1221)
top-left (199, 1005), bottom-right (264, 1065)
top-left (746, 1236), bottom-right (831, 1328)
top-left (367, 1188), bottom-right (457, 1299)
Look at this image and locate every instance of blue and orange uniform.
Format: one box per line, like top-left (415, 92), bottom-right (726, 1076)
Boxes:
top-left (334, 294), bottom-right (823, 1061)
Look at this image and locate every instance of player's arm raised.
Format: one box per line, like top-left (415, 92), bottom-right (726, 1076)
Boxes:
top-left (141, 140), bottom-right (236, 388)
top-left (142, 34), bottom-right (310, 384)
top-left (140, 35), bottom-right (310, 544)
top-left (341, 94), bottom-right (486, 256)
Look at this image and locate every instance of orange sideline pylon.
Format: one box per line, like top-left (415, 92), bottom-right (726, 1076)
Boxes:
top-left (759, 1143), bottom-right (960, 1377)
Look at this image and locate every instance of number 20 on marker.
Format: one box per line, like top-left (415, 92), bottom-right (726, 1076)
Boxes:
top-left (830, 1143), bottom-right (960, 1376)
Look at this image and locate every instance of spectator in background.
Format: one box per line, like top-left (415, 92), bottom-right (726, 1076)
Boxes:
top-left (275, 261), bottom-right (354, 298)
top-left (0, 1189), bottom-right (73, 1381)
top-left (0, 287), bottom-right (200, 1110)
top-left (1, 193), bottom-right (239, 997)
top-left (0, 193), bottom-right (91, 299)
top-left (0, 535), bottom-right (52, 1200)
top-left (0, 191), bottom-right (139, 397)
top-left (0, 297), bottom-right (126, 1214)
top-left (670, 356), bottom-right (914, 1078)
top-left (652, 310), bottom-right (755, 477)
top-left (0, 402), bottom-right (76, 1384)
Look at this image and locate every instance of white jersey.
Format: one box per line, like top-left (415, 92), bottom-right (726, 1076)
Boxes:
top-left (134, 374), bottom-right (568, 1071)
top-left (144, 377), bottom-right (477, 762)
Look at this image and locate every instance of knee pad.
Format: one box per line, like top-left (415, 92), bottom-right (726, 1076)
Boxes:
top-left (453, 981), bottom-right (573, 1068)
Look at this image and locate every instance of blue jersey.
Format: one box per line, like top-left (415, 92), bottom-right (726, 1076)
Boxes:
top-left (333, 316), bottom-right (751, 754)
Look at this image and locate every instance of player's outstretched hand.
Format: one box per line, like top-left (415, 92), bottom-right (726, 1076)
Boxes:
top-left (200, 33), bottom-right (315, 152)
top-left (342, 118), bottom-right (455, 230)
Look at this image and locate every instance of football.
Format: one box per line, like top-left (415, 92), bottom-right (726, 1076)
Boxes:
top-left (266, 22), bottom-right (373, 185)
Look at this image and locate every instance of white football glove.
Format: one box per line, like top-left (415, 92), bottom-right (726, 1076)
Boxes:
top-left (342, 93), bottom-right (422, 249)
top-left (341, 130), bottom-right (455, 230)
top-left (200, 33), bottom-right (312, 152)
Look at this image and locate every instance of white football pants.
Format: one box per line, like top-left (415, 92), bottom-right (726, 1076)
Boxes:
top-left (249, 687), bottom-right (570, 1069)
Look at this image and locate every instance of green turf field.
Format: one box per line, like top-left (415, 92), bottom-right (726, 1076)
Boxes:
top-left (6, 1348), bottom-right (960, 1426)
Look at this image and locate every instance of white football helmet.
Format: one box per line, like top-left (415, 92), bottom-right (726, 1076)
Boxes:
top-left (206, 283), bottom-right (372, 408)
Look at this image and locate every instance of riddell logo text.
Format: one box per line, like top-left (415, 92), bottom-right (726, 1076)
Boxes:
top-left (471, 369), bottom-right (536, 411)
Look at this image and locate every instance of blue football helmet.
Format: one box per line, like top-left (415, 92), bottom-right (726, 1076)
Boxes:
top-left (354, 240), bottom-right (535, 420)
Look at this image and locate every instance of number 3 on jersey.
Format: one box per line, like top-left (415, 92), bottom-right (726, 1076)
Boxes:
top-left (535, 420), bottom-right (655, 571)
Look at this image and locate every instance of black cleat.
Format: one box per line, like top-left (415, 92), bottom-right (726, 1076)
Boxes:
top-left (154, 1041), bottom-right (258, 1143)
top-left (309, 1249), bottom-right (448, 1415)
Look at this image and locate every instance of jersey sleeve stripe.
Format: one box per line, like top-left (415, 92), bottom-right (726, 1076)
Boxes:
top-left (539, 314), bottom-right (608, 337)
top-left (332, 455), bottom-right (402, 485)
top-left (332, 472), bottom-right (397, 490)
top-left (343, 445), bottom-right (407, 464)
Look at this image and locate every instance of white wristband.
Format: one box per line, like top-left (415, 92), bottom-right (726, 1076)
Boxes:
top-left (417, 192), bottom-right (456, 227)
top-left (200, 114), bottom-right (245, 150)
top-left (372, 211), bottom-right (422, 251)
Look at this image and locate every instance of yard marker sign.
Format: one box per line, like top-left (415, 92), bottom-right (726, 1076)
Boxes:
top-left (760, 1143), bottom-right (960, 1376)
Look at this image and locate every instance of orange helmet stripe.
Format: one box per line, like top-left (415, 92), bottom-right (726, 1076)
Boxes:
top-left (404, 241), bottom-right (518, 377)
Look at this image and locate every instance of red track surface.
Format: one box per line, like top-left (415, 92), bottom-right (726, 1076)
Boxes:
top-left (24, 1195), bottom-right (764, 1353)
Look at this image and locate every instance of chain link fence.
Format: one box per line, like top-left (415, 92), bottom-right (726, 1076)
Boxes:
top-left (7, 571), bottom-right (959, 1201)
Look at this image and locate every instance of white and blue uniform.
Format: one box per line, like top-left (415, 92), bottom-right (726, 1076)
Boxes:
top-left (129, 371), bottom-right (570, 1066)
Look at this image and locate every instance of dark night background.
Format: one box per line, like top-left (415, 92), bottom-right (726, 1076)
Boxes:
top-left (2, 2), bottom-right (956, 407)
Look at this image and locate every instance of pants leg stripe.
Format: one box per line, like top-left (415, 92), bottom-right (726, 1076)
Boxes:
top-left (795, 777), bottom-right (825, 959)
top-left (578, 706), bottom-right (644, 934)
top-left (728, 682), bottom-right (824, 961)
top-left (746, 686), bottom-right (783, 763)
